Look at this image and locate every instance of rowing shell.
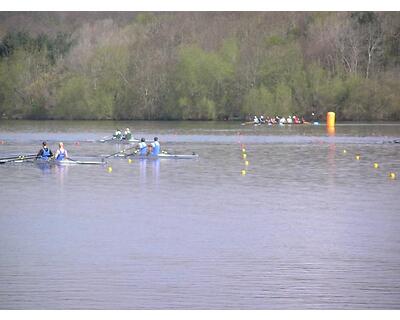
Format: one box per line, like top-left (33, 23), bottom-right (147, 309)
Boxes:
top-left (13, 158), bottom-right (106, 166)
top-left (127, 153), bottom-right (199, 160)
top-left (100, 137), bottom-right (140, 143)
top-left (38, 158), bottom-right (105, 165)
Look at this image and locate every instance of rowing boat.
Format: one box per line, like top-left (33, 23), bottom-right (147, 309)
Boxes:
top-left (36, 158), bottom-right (106, 165)
top-left (99, 137), bottom-right (139, 143)
top-left (241, 121), bottom-right (320, 126)
top-left (2, 158), bottom-right (106, 165)
top-left (125, 152), bottom-right (199, 160)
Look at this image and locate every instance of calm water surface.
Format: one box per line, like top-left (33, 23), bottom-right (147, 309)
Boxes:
top-left (0, 121), bottom-right (399, 309)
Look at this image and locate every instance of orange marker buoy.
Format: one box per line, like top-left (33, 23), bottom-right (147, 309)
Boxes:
top-left (327, 111), bottom-right (335, 128)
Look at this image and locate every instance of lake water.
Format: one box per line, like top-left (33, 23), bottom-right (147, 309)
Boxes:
top-left (0, 120), bottom-right (399, 309)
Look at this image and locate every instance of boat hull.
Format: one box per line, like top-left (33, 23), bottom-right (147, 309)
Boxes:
top-left (36, 159), bottom-right (106, 165)
top-left (128, 153), bottom-right (199, 160)
top-left (100, 138), bottom-right (139, 143)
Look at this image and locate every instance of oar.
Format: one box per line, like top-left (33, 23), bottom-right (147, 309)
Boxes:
top-left (65, 157), bottom-right (106, 165)
top-left (99, 136), bottom-right (115, 143)
top-left (0, 155), bottom-right (38, 164)
top-left (125, 149), bottom-right (140, 157)
top-left (103, 145), bottom-right (137, 159)
top-left (0, 154), bottom-right (37, 161)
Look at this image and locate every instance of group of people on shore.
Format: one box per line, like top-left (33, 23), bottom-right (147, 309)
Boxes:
top-left (252, 113), bottom-right (318, 125)
top-left (37, 141), bottom-right (68, 160)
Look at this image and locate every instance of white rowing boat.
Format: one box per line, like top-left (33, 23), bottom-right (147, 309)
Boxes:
top-left (36, 158), bottom-right (106, 165)
top-left (127, 152), bottom-right (199, 160)
top-left (99, 137), bottom-right (140, 143)
top-left (0, 158), bottom-right (106, 166)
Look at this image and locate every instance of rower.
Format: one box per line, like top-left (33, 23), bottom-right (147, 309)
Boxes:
top-left (113, 129), bottom-right (122, 140)
top-left (150, 137), bottom-right (160, 156)
top-left (54, 142), bottom-right (68, 160)
top-left (137, 138), bottom-right (147, 156)
top-left (37, 141), bottom-right (53, 159)
top-left (123, 128), bottom-right (132, 140)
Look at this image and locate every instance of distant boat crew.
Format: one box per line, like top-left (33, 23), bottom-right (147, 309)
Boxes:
top-left (113, 129), bottom-right (122, 140)
top-left (123, 128), bottom-right (132, 140)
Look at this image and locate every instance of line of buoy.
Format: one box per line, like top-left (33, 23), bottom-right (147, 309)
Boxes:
top-left (342, 149), bottom-right (397, 181)
top-left (238, 136), bottom-right (247, 175)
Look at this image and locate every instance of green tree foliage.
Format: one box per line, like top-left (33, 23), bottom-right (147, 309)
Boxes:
top-left (0, 12), bottom-right (399, 120)
top-left (174, 44), bottom-right (234, 120)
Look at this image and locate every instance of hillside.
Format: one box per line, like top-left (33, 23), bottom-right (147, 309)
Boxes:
top-left (0, 12), bottom-right (399, 120)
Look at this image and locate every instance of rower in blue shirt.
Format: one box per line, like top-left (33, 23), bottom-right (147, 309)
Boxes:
top-left (36, 141), bottom-right (53, 159)
top-left (54, 142), bottom-right (68, 160)
top-left (150, 137), bottom-right (160, 156)
top-left (137, 138), bottom-right (147, 156)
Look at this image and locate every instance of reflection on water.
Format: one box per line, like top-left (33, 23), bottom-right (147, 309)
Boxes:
top-left (0, 121), bottom-right (399, 309)
top-left (36, 161), bottom-right (69, 180)
top-left (327, 126), bottom-right (336, 137)
top-left (137, 158), bottom-right (161, 184)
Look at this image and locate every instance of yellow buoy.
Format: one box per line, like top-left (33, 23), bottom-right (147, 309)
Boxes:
top-left (128, 159), bottom-right (132, 164)
top-left (343, 149), bottom-right (347, 154)
top-left (107, 166), bottom-right (113, 173)
top-left (242, 148), bottom-right (246, 153)
top-left (245, 160), bottom-right (249, 166)
top-left (355, 155), bottom-right (360, 160)
top-left (373, 163), bottom-right (379, 169)
top-left (241, 170), bottom-right (246, 175)
top-left (242, 153), bottom-right (247, 159)
top-left (389, 172), bottom-right (396, 180)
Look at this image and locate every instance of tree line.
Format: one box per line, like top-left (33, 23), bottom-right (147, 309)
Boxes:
top-left (0, 12), bottom-right (399, 121)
